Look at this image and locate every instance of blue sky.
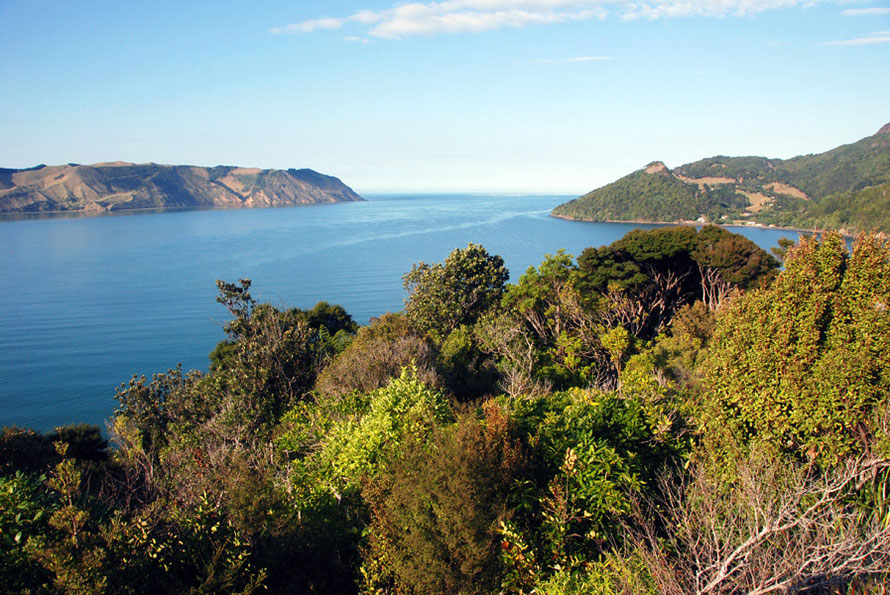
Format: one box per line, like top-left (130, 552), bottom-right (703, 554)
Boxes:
top-left (1, 1), bottom-right (888, 193)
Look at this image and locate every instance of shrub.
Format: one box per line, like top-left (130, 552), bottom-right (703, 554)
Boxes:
top-left (314, 313), bottom-right (442, 400)
top-left (318, 367), bottom-right (452, 493)
top-left (500, 387), bottom-right (687, 584)
top-left (403, 243), bottom-right (509, 343)
top-left (362, 402), bottom-right (527, 594)
top-left (703, 233), bottom-right (890, 465)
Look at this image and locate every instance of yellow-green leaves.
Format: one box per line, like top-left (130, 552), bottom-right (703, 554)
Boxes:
top-left (704, 233), bottom-right (890, 466)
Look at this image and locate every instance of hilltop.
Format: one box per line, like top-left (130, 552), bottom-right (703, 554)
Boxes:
top-left (0, 162), bottom-right (363, 214)
top-left (552, 123), bottom-right (890, 234)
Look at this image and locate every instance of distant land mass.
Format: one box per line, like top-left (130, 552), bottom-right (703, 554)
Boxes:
top-left (553, 123), bottom-right (890, 234)
top-left (0, 162), bottom-right (363, 214)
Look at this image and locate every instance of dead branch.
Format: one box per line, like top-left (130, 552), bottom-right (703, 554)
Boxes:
top-left (628, 451), bottom-right (890, 594)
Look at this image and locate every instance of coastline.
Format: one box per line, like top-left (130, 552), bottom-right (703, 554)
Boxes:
top-left (0, 198), bottom-right (365, 222)
top-left (549, 212), bottom-right (855, 238)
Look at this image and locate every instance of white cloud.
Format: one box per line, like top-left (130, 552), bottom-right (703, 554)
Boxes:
top-left (273, 1), bottom-right (841, 39)
top-left (530, 55), bottom-right (613, 63)
top-left (842, 7), bottom-right (890, 15)
top-left (270, 18), bottom-right (346, 34)
top-left (619, 0), bottom-right (803, 20)
top-left (369, 6), bottom-right (598, 38)
top-left (824, 30), bottom-right (890, 45)
top-left (344, 36), bottom-right (374, 44)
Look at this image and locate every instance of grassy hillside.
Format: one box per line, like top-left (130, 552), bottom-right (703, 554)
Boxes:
top-left (756, 183), bottom-right (890, 233)
top-left (0, 162), bottom-right (364, 214)
top-left (783, 128), bottom-right (890, 198)
top-left (553, 161), bottom-right (750, 223)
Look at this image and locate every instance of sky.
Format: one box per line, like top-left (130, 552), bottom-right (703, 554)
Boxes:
top-left (0, 1), bottom-right (888, 193)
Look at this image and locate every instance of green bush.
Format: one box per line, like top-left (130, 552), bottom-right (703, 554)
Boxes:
top-left (403, 243), bottom-right (509, 342)
top-left (0, 471), bottom-right (56, 591)
top-left (703, 233), bottom-right (890, 465)
top-left (362, 402), bottom-right (527, 594)
top-left (319, 367), bottom-right (452, 493)
top-left (500, 387), bottom-right (687, 585)
top-left (314, 312), bottom-right (442, 400)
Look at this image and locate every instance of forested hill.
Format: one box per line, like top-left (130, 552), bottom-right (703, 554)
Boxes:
top-left (0, 162), bottom-right (363, 214)
top-left (553, 123), bottom-right (890, 234)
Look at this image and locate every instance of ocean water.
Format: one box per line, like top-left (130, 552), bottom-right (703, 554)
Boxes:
top-left (0, 194), bottom-right (802, 431)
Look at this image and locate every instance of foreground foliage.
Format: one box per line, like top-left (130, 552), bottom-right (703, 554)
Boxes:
top-left (705, 232), bottom-right (890, 465)
top-left (3, 229), bottom-right (888, 593)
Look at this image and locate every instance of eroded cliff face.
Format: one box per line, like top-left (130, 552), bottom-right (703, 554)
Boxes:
top-left (0, 162), bottom-right (363, 213)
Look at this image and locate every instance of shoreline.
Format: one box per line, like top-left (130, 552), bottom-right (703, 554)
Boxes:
top-left (548, 212), bottom-right (855, 238)
top-left (0, 198), bottom-right (364, 222)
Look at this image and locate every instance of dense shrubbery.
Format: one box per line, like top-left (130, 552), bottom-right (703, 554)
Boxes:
top-left (704, 232), bottom-right (890, 465)
top-left (3, 229), bottom-right (889, 593)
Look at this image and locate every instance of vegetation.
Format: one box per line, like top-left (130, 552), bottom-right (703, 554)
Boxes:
top-left (552, 165), bottom-right (711, 222)
top-left (755, 183), bottom-right (890, 234)
top-left (704, 233), bottom-right (890, 465)
top-left (554, 124), bottom-right (890, 234)
top-left (3, 228), bottom-right (889, 593)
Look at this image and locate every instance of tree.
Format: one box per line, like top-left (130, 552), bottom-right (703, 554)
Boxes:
top-left (480, 251), bottom-right (606, 392)
top-left (112, 281), bottom-right (358, 521)
top-left (403, 243), bottom-right (509, 342)
top-left (205, 280), bottom-right (360, 436)
top-left (578, 226), bottom-right (777, 336)
top-left (691, 225), bottom-right (777, 310)
top-left (579, 226), bottom-right (702, 337)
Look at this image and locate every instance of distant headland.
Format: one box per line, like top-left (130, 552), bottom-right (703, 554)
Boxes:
top-left (553, 123), bottom-right (890, 235)
top-left (0, 162), bottom-right (363, 214)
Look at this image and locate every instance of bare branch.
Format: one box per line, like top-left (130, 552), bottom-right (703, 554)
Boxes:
top-left (627, 450), bottom-right (890, 594)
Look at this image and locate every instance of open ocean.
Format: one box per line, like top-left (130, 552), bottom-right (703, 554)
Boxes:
top-left (0, 194), bottom-right (803, 431)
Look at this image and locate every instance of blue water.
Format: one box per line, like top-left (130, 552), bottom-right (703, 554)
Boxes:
top-left (0, 195), bottom-right (802, 431)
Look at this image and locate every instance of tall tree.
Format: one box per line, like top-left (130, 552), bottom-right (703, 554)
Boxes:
top-left (578, 226), bottom-right (777, 336)
top-left (403, 243), bottom-right (509, 342)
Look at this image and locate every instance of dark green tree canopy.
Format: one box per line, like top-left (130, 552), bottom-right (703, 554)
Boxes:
top-left (577, 226), bottom-right (777, 336)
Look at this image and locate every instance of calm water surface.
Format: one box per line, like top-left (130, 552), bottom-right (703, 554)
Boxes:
top-left (0, 194), bottom-right (802, 431)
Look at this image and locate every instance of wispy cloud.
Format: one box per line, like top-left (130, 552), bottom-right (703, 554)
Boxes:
top-left (370, 6), bottom-right (606, 38)
top-left (824, 30), bottom-right (890, 45)
top-left (271, 1), bottom-right (841, 39)
top-left (269, 10), bottom-right (384, 35)
top-left (270, 18), bottom-right (347, 34)
top-left (842, 7), bottom-right (890, 16)
top-left (530, 55), bottom-right (613, 63)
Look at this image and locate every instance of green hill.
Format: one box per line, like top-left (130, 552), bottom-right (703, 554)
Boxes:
top-left (553, 123), bottom-right (890, 233)
top-left (552, 161), bottom-right (748, 223)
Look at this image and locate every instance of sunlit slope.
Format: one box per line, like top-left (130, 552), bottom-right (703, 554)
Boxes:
top-left (0, 162), bottom-right (363, 213)
top-left (553, 123), bottom-right (890, 233)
